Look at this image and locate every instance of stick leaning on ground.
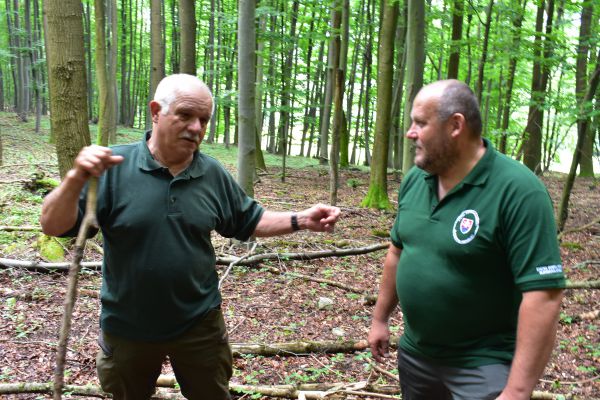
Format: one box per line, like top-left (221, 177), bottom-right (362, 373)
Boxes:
top-left (53, 177), bottom-right (98, 400)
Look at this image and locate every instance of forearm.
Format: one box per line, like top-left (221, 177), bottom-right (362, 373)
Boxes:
top-left (501, 289), bottom-right (564, 400)
top-left (253, 204), bottom-right (340, 237)
top-left (40, 170), bottom-right (87, 236)
top-left (253, 210), bottom-right (297, 237)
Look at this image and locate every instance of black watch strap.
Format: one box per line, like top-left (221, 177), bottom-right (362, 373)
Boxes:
top-left (291, 213), bottom-right (300, 231)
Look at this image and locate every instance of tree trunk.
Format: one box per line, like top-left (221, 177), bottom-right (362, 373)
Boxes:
top-left (43, 0), bottom-right (91, 178)
top-left (179, 0), bottom-right (196, 75)
top-left (329, 0), bottom-right (343, 205)
top-left (499, 0), bottom-right (527, 154)
top-left (362, 0), bottom-right (376, 167)
top-left (237, 0), bottom-right (257, 196)
top-left (94, 0), bottom-right (111, 146)
top-left (523, 0), bottom-right (554, 173)
top-left (557, 49), bottom-right (600, 232)
top-left (361, 0), bottom-right (398, 210)
top-left (254, 11), bottom-right (267, 171)
top-left (11, 0), bottom-right (28, 122)
top-left (447, 0), bottom-right (463, 79)
top-left (389, 2), bottom-right (407, 170)
top-left (401, 0), bottom-right (425, 173)
top-left (148, 0), bottom-right (165, 129)
top-left (318, 3), bottom-right (336, 165)
top-left (576, 1), bottom-right (594, 177)
top-left (475, 0), bottom-right (494, 104)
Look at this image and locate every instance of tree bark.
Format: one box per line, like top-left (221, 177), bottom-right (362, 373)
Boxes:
top-left (179, 0), bottom-right (196, 75)
top-left (329, 0), bottom-right (343, 205)
top-left (361, 0), bottom-right (398, 209)
top-left (447, 0), bottom-right (463, 79)
top-left (557, 48), bottom-right (600, 232)
top-left (401, 0), bottom-right (425, 173)
top-left (43, 0), bottom-right (91, 178)
top-left (148, 0), bottom-right (165, 129)
top-left (576, 1), bottom-right (594, 177)
top-left (237, 0), bottom-right (257, 196)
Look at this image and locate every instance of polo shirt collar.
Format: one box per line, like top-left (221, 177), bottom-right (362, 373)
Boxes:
top-left (460, 137), bottom-right (495, 187)
top-left (137, 131), bottom-right (206, 178)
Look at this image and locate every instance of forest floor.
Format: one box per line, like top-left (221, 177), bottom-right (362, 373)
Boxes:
top-left (0, 114), bottom-right (599, 399)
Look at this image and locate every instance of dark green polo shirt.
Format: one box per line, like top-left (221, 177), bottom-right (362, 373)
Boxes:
top-left (391, 139), bottom-right (564, 367)
top-left (65, 133), bottom-right (264, 340)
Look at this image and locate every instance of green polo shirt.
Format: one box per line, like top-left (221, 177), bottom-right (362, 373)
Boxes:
top-left (64, 133), bottom-right (264, 341)
top-left (391, 138), bottom-right (564, 367)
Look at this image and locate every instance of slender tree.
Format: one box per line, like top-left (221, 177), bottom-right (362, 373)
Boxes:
top-left (329, 0), bottom-right (343, 205)
top-left (522, 0), bottom-right (555, 173)
top-left (402, 0), bottom-right (425, 173)
top-left (557, 48), bottom-right (600, 231)
top-left (361, 0), bottom-right (398, 209)
top-left (237, 0), bottom-right (256, 195)
top-left (499, 0), bottom-right (527, 154)
top-left (576, 0), bottom-right (595, 177)
top-left (179, 0), bottom-right (196, 75)
top-left (148, 0), bottom-right (165, 128)
top-left (447, 0), bottom-right (463, 79)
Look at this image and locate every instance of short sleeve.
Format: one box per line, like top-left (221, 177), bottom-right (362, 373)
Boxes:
top-left (501, 187), bottom-right (565, 292)
top-left (214, 168), bottom-right (264, 241)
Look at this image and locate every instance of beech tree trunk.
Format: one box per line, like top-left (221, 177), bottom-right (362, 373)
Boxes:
top-left (401, 0), bottom-right (425, 173)
top-left (43, 0), bottom-right (91, 178)
top-left (237, 0), bottom-right (257, 196)
top-left (362, 0), bottom-right (398, 209)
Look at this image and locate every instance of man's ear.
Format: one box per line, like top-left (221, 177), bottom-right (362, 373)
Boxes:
top-left (449, 113), bottom-right (466, 138)
top-left (149, 101), bottom-right (162, 123)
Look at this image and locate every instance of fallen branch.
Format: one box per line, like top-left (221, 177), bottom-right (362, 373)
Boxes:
top-left (561, 309), bottom-right (600, 324)
top-left (558, 215), bottom-right (600, 240)
top-left (0, 225), bottom-right (41, 232)
top-left (0, 242), bottom-right (389, 272)
top-left (370, 362), bottom-right (400, 382)
top-left (228, 337), bottom-right (395, 357)
top-left (260, 264), bottom-right (368, 294)
top-left (217, 242), bottom-right (390, 265)
top-left (572, 260), bottom-right (600, 269)
top-left (0, 179), bottom-right (30, 184)
top-left (219, 242), bottom-right (257, 289)
top-left (0, 382), bottom-right (590, 400)
top-left (566, 280), bottom-right (600, 289)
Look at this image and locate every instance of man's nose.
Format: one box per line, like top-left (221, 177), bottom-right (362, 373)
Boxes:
top-left (406, 123), bottom-right (417, 139)
top-left (188, 118), bottom-right (202, 133)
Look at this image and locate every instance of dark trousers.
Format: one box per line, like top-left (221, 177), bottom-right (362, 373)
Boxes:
top-left (96, 308), bottom-right (232, 400)
top-left (398, 350), bottom-right (510, 400)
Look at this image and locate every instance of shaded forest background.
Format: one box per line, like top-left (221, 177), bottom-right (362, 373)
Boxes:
top-left (0, 0), bottom-right (598, 189)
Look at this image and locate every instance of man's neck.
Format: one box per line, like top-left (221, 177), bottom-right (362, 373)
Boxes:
top-left (147, 135), bottom-right (194, 176)
top-left (437, 138), bottom-right (485, 200)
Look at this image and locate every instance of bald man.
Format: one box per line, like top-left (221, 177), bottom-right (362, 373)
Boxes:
top-left (368, 80), bottom-right (564, 400)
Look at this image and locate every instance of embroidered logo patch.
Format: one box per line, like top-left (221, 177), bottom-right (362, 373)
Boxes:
top-left (452, 210), bottom-right (480, 244)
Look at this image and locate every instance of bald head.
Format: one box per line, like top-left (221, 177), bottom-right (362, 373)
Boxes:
top-left (417, 80), bottom-right (482, 137)
top-left (153, 74), bottom-right (214, 116)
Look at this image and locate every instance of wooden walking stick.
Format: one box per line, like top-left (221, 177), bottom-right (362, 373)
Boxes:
top-left (53, 177), bottom-right (99, 400)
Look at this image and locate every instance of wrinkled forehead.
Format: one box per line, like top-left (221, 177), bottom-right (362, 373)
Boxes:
top-left (174, 86), bottom-right (213, 110)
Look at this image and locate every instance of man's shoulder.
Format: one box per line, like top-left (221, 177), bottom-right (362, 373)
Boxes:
top-left (400, 166), bottom-right (427, 189)
top-left (110, 141), bottom-right (140, 157)
top-left (197, 152), bottom-right (229, 172)
top-left (490, 151), bottom-right (546, 191)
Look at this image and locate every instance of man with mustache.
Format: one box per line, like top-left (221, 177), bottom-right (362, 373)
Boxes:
top-left (368, 80), bottom-right (565, 400)
top-left (41, 74), bottom-right (340, 400)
